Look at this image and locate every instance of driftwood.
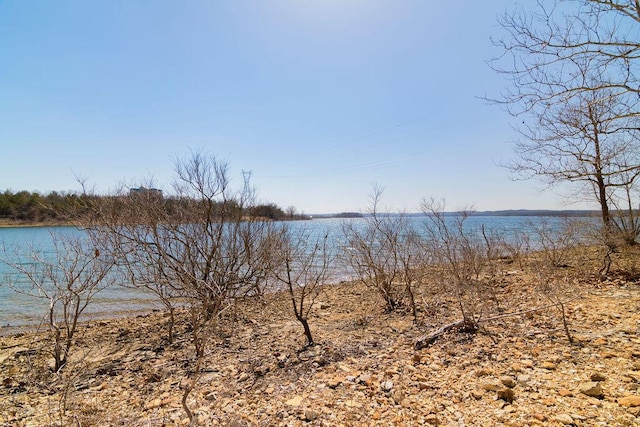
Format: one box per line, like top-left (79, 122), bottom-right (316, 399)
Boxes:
top-left (414, 318), bottom-right (478, 350)
top-left (413, 297), bottom-right (581, 350)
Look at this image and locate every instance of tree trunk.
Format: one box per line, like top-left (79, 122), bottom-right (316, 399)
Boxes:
top-left (298, 316), bottom-right (314, 346)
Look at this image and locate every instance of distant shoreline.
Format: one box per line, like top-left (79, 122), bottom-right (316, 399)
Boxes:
top-left (0, 219), bottom-right (73, 228)
top-left (312, 209), bottom-right (601, 219)
top-left (0, 210), bottom-right (602, 228)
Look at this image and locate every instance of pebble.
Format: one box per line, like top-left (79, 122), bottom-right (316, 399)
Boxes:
top-left (303, 409), bottom-right (320, 421)
top-left (497, 388), bottom-right (515, 403)
top-left (501, 376), bottom-right (516, 388)
top-left (540, 361), bottom-right (557, 370)
top-left (285, 395), bottom-right (303, 407)
top-left (471, 390), bottom-right (484, 400)
top-left (618, 395), bottom-right (640, 407)
top-left (381, 380), bottom-right (393, 392)
top-left (516, 374), bottom-right (531, 386)
top-left (558, 388), bottom-right (573, 397)
top-left (521, 359), bottom-right (534, 369)
top-left (555, 414), bottom-right (574, 425)
top-left (424, 414), bottom-right (439, 425)
top-left (580, 382), bottom-right (604, 399)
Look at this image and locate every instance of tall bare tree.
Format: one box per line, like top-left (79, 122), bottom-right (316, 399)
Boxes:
top-left (490, 0), bottom-right (640, 243)
top-left (85, 151), bottom-right (280, 424)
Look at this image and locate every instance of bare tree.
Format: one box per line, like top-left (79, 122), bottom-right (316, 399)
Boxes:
top-left (285, 205), bottom-right (297, 220)
top-left (2, 231), bottom-right (115, 371)
top-left (84, 151), bottom-right (281, 424)
top-left (271, 226), bottom-right (334, 346)
top-left (490, 0), bottom-right (640, 244)
top-left (342, 187), bottom-right (422, 317)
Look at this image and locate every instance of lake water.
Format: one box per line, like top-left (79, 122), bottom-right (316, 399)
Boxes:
top-left (0, 215), bottom-right (594, 330)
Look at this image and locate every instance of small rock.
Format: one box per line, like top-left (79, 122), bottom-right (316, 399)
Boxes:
top-left (471, 390), bottom-right (484, 400)
top-left (357, 373), bottom-right (372, 386)
top-left (558, 388), bottom-right (573, 397)
top-left (516, 374), bottom-right (531, 386)
top-left (555, 414), bottom-right (574, 425)
top-left (145, 398), bottom-right (163, 410)
top-left (521, 359), bottom-right (534, 369)
top-left (590, 372), bottom-right (607, 382)
top-left (541, 362), bottom-right (557, 370)
top-left (617, 414), bottom-right (638, 426)
top-left (483, 381), bottom-right (502, 392)
top-left (381, 380), bottom-right (393, 392)
top-left (533, 413), bottom-right (547, 422)
top-left (303, 409), bottom-right (320, 421)
top-left (501, 376), bottom-right (516, 388)
top-left (286, 395), bottom-right (304, 407)
top-left (474, 369), bottom-right (491, 377)
top-left (327, 377), bottom-right (342, 389)
top-left (253, 365), bottom-right (269, 377)
top-left (497, 388), bottom-right (515, 403)
top-left (425, 414), bottom-right (439, 425)
top-left (618, 395), bottom-right (640, 407)
top-left (580, 382), bottom-right (604, 399)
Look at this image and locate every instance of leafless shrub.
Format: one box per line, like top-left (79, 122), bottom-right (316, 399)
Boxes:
top-left (498, 227), bottom-right (530, 270)
top-left (420, 199), bottom-right (503, 326)
top-left (526, 218), bottom-right (592, 343)
top-left (342, 187), bottom-right (423, 318)
top-left (527, 217), bottom-right (586, 269)
top-left (2, 231), bottom-right (115, 372)
top-left (271, 226), bottom-right (334, 346)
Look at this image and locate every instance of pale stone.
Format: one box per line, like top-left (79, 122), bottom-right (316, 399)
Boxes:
top-left (580, 382), bottom-right (604, 399)
top-left (286, 395), bottom-right (303, 407)
top-left (501, 376), bottom-right (516, 388)
top-left (555, 414), bottom-right (574, 425)
top-left (618, 395), bottom-right (640, 407)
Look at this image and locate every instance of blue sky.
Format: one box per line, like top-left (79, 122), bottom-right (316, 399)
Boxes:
top-left (0, 1), bottom-right (592, 214)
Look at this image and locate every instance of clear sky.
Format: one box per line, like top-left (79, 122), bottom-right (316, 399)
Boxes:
top-left (0, 1), bottom-right (594, 214)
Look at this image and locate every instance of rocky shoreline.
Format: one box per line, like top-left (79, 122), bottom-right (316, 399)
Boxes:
top-left (1, 269), bottom-right (640, 426)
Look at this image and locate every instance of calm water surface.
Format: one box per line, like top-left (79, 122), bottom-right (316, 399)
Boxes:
top-left (0, 216), bottom-right (592, 329)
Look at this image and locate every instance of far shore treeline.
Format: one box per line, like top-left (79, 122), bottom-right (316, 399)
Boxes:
top-left (0, 189), bottom-right (604, 225)
top-left (0, 189), bottom-right (309, 224)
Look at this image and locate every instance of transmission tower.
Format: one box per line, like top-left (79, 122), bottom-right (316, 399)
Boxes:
top-left (241, 170), bottom-right (253, 198)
